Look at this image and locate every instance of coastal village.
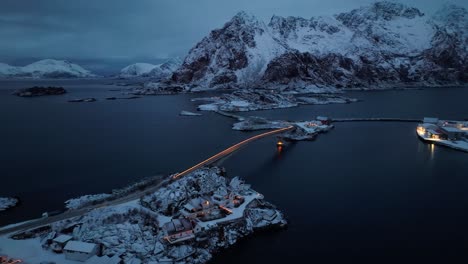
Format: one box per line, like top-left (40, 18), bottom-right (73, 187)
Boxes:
top-left (417, 117), bottom-right (468, 152)
top-left (0, 167), bottom-right (286, 264)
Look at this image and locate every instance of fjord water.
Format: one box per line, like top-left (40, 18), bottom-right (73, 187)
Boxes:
top-left (1, 80), bottom-right (468, 263)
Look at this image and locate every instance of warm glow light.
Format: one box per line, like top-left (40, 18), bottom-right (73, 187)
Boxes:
top-left (219, 205), bottom-right (233, 214)
top-left (172, 126), bottom-right (294, 180)
top-left (430, 143), bottom-right (435, 160)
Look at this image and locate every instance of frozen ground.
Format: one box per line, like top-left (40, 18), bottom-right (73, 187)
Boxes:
top-left (0, 236), bottom-right (77, 264)
top-left (65, 193), bottom-right (112, 210)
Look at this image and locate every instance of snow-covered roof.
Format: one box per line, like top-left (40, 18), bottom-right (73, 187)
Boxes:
top-left (427, 129), bottom-right (442, 135)
top-left (183, 203), bottom-right (196, 212)
top-left (53, 234), bottom-right (73, 244)
top-left (163, 218), bottom-right (193, 235)
top-left (64, 240), bottom-right (97, 253)
top-left (441, 126), bottom-right (464, 133)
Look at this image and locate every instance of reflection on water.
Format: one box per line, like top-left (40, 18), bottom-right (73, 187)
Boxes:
top-left (276, 145), bottom-right (283, 155)
top-left (430, 143), bottom-right (435, 160)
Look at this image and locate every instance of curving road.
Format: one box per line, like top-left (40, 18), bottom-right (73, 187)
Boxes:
top-left (172, 125), bottom-right (294, 180)
top-left (0, 126), bottom-right (294, 236)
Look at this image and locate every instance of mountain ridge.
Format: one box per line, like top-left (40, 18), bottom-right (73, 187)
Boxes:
top-left (170, 2), bottom-right (467, 92)
top-left (0, 59), bottom-right (95, 78)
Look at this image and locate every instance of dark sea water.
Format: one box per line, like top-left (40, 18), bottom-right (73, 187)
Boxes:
top-left (1, 80), bottom-right (467, 263)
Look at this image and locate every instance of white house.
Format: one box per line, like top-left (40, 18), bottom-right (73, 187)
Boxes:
top-left (64, 241), bottom-right (100, 262)
top-left (162, 218), bottom-right (196, 244)
top-left (51, 234), bottom-right (73, 253)
top-left (181, 197), bottom-right (214, 217)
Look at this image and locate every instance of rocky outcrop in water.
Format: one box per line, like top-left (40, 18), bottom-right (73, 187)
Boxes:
top-left (13, 86), bottom-right (67, 97)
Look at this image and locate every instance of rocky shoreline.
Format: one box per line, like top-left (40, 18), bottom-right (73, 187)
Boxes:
top-left (193, 89), bottom-right (357, 112)
top-left (0, 197), bottom-right (19, 211)
top-left (180, 110), bottom-right (202, 116)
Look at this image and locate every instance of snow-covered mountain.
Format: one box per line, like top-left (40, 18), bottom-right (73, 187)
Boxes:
top-left (172, 2), bottom-right (468, 91)
top-left (120, 58), bottom-right (182, 79)
top-left (0, 63), bottom-right (22, 76)
top-left (119, 63), bottom-right (158, 78)
top-left (0, 59), bottom-right (95, 78)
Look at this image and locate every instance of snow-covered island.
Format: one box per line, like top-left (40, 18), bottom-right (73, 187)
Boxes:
top-left (0, 167), bottom-right (286, 263)
top-left (194, 90), bottom-right (357, 112)
top-left (0, 59), bottom-right (95, 79)
top-left (233, 116), bottom-right (334, 141)
top-left (416, 118), bottom-right (468, 152)
top-left (0, 197), bottom-right (18, 211)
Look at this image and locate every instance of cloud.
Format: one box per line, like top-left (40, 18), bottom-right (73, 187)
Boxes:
top-left (0, 0), bottom-right (466, 65)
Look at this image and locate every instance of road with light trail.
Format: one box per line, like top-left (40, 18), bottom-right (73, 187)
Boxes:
top-left (0, 126), bottom-right (294, 236)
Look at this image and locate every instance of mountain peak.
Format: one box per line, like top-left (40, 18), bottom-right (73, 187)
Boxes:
top-left (173, 3), bottom-right (467, 90)
top-left (231, 11), bottom-right (258, 24)
top-left (369, 1), bottom-right (424, 19)
top-left (0, 59), bottom-right (94, 78)
top-left (337, 1), bottom-right (424, 28)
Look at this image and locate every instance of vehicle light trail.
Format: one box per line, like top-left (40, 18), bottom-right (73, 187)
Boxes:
top-left (0, 126), bottom-right (293, 236)
top-left (172, 126), bottom-right (294, 180)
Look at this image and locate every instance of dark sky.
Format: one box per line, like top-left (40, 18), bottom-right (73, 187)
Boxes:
top-left (1, 0), bottom-right (466, 72)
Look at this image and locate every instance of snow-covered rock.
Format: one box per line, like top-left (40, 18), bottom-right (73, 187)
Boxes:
top-left (0, 59), bottom-right (95, 78)
top-left (0, 197), bottom-right (18, 211)
top-left (232, 116), bottom-right (289, 131)
top-left (65, 193), bottom-right (112, 210)
top-left (195, 89), bottom-right (356, 112)
top-left (180, 110), bottom-right (202, 116)
top-left (172, 2), bottom-right (468, 90)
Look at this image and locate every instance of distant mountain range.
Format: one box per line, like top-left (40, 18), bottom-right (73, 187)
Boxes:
top-left (2, 1), bottom-right (466, 90)
top-left (119, 58), bottom-right (182, 79)
top-left (0, 59), bottom-right (95, 78)
top-left (171, 1), bottom-right (468, 91)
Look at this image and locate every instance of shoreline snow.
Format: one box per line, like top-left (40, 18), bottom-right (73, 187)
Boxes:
top-left (0, 197), bottom-right (18, 211)
top-left (0, 167), bottom-right (286, 264)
